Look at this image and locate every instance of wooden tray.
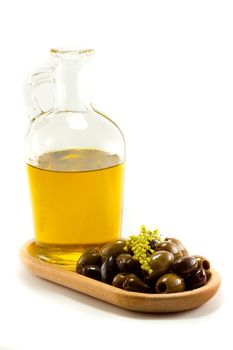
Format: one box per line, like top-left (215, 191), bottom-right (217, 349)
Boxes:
top-left (20, 240), bottom-right (221, 313)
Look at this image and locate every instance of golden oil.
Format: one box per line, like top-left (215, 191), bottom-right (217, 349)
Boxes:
top-left (27, 148), bottom-right (124, 269)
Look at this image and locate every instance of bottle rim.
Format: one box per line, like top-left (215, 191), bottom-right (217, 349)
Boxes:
top-left (50, 48), bottom-right (95, 57)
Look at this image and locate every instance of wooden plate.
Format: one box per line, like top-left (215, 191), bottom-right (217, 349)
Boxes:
top-left (19, 240), bottom-right (221, 313)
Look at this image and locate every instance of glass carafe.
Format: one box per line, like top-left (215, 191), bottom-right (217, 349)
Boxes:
top-left (25, 49), bottom-right (125, 270)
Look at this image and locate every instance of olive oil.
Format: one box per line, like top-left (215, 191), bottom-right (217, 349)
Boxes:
top-left (27, 148), bottom-right (124, 269)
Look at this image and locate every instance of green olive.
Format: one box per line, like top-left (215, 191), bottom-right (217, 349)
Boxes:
top-left (122, 274), bottom-right (151, 293)
top-left (205, 270), bottom-right (212, 281)
top-left (154, 241), bottom-right (183, 260)
top-left (112, 272), bottom-right (134, 288)
top-left (156, 273), bottom-right (185, 293)
top-left (165, 237), bottom-right (188, 256)
top-left (76, 248), bottom-right (102, 273)
top-left (116, 253), bottom-right (141, 274)
top-left (81, 265), bottom-right (101, 281)
top-left (193, 255), bottom-right (210, 271)
top-left (185, 267), bottom-right (207, 290)
top-left (171, 256), bottom-right (198, 277)
top-left (147, 250), bottom-right (174, 280)
top-left (101, 256), bottom-right (118, 284)
top-left (100, 240), bottom-right (126, 261)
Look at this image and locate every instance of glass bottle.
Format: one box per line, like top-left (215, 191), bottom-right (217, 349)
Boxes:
top-left (25, 49), bottom-right (125, 270)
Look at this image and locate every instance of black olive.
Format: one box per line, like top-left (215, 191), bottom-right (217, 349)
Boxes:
top-left (76, 248), bottom-right (102, 273)
top-left (171, 256), bottom-right (198, 277)
top-left (150, 239), bottom-right (159, 250)
top-left (112, 273), bottom-right (134, 288)
top-left (101, 256), bottom-right (118, 284)
top-left (81, 265), bottom-right (101, 281)
top-left (116, 253), bottom-right (141, 274)
top-left (185, 267), bottom-right (207, 290)
top-left (122, 274), bottom-right (151, 293)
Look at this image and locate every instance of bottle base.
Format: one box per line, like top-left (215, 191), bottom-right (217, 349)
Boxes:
top-left (28, 241), bottom-right (104, 271)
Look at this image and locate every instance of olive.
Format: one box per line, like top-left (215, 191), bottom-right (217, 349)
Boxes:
top-left (165, 237), bottom-right (188, 256)
top-left (76, 248), bottom-right (102, 273)
top-left (122, 274), bottom-right (151, 293)
top-left (112, 272), bottom-right (134, 288)
top-left (100, 240), bottom-right (126, 261)
top-left (154, 241), bottom-right (182, 261)
top-left (156, 273), bottom-right (185, 293)
top-left (116, 254), bottom-right (141, 274)
top-left (193, 255), bottom-right (210, 271)
top-left (101, 256), bottom-right (118, 284)
top-left (147, 250), bottom-right (174, 280)
top-left (205, 270), bottom-right (212, 281)
top-left (171, 256), bottom-right (198, 277)
top-left (185, 267), bottom-right (207, 290)
top-left (150, 239), bottom-right (159, 250)
top-left (81, 265), bottom-right (101, 281)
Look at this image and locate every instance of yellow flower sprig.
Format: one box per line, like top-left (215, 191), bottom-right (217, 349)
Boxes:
top-left (124, 225), bottom-right (163, 274)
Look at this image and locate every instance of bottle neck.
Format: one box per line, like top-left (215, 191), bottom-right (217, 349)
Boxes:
top-left (54, 58), bottom-right (92, 112)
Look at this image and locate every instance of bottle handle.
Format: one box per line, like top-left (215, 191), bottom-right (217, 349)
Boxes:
top-left (25, 67), bottom-right (55, 119)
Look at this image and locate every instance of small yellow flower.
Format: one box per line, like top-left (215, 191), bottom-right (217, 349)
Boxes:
top-left (125, 225), bottom-right (162, 274)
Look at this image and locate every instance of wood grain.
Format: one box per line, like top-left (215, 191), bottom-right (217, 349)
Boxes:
top-left (19, 240), bottom-right (221, 313)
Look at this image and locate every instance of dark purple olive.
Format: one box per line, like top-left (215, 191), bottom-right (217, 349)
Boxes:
top-left (101, 256), bottom-right (118, 284)
top-left (112, 273), bottom-right (134, 288)
top-left (122, 274), bottom-right (151, 293)
top-left (156, 273), bottom-right (185, 293)
top-left (193, 255), bottom-right (210, 271)
top-left (165, 237), bottom-right (188, 256)
top-left (81, 265), bottom-right (101, 281)
top-left (185, 267), bottom-right (207, 290)
top-left (150, 239), bottom-right (159, 250)
top-left (171, 256), bottom-right (198, 277)
top-left (116, 253), bottom-right (141, 274)
top-left (76, 248), bottom-right (101, 273)
top-left (154, 241), bottom-right (183, 260)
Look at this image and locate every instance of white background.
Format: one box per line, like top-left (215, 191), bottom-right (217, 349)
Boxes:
top-left (0, 0), bottom-right (232, 349)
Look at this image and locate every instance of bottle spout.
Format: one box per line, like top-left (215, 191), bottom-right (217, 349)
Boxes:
top-left (51, 48), bottom-right (94, 112)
